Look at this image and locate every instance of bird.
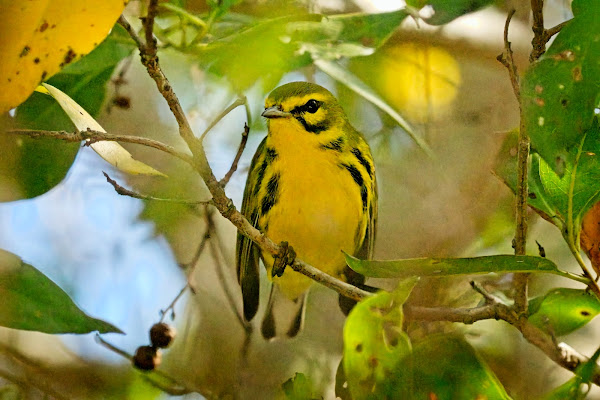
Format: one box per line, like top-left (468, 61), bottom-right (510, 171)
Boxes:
top-left (236, 81), bottom-right (377, 338)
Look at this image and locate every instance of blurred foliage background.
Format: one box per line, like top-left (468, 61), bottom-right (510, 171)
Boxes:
top-left (2, 0), bottom-right (598, 399)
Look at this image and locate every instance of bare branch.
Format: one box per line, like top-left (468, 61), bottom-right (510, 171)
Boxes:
top-left (103, 172), bottom-right (212, 205)
top-left (530, 0), bottom-right (546, 62)
top-left (405, 302), bottom-right (600, 384)
top-left (545, 19), bottom-right (570, 41)
top-left (220, 123), bottom-right (249, 187)
top-left (142, 0), bottom-right (160, 57)
top-left (496, 9), bottom-right (519, 100)
top-left (159, 284), bottom-right (189, 323)
top-left (94, 334), bottom-right (199, 397)
top-left (8, 128), bottom-right (195, 167)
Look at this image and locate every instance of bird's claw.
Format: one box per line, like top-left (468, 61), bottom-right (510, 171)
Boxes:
top-left (272, 241), bottom-right (296, 278)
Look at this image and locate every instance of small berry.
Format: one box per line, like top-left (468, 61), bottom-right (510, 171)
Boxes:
top-left (150, 322), bottom-right (176, 348)
top-left (133, 345), bottom-right (161, 371)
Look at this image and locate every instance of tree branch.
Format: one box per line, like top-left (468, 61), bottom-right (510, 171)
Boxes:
top-left (405, 300), bottom-right (600, 384)
top-left (103, 172), bottom-right (212, 205)
top-left (496, 9), bottom-right (519, 100)
top-left (8, 128), bottom-right (195, 167)
top-left (530, 0), bottom-right (546, 62)
top-left (496, 9), bottom-right (530, 314)
top-left (219, 123), bottom-right (249, 187)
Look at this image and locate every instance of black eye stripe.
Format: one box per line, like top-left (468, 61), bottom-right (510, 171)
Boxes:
top-left (291, 99), bottom-right (321, 114)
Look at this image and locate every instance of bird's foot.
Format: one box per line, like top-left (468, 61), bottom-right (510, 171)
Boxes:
top-left (272, 241), bottom-right (296, 278)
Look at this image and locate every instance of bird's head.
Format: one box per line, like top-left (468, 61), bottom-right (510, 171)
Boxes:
top-left (262, 82), bottom-right (345, 134)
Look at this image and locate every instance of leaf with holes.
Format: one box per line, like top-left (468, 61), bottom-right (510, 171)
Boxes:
top-left (343, 278), bottom-right (417, 400)
top-left (0, 0), bottom-right (127, 113)
top-left (522, 1), bottom-right (600, 174)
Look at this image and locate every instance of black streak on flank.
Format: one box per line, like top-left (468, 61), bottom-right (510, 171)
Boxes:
top-left (351, 148), bottom-right (373, 178)
top-left (342, 163), bottom-right (364, 187)
top-left (261, 173), bottom-right (280, 215)
top-left (360, 185), bottom-right (368, 211)
top-left (265, 147), bottom-right (278, 162)
top-left (321, 137), bottom-right (344, 152)
top-left (295, 115), bottom-right (330, 134)
top-left (253, 159), bottom-right (268, 196)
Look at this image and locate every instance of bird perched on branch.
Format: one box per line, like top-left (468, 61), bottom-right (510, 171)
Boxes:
top-left (236, 81), bottom-right (377, 338)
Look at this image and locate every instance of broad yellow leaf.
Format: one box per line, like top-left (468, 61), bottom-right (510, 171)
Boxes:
top-left (0, 0), bottom-right (127, 113)
top-left (42, 83), bottom-right (166, 177)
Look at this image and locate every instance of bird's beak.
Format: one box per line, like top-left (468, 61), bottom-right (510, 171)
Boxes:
top-left (262, 106), bottom-right (291, 118)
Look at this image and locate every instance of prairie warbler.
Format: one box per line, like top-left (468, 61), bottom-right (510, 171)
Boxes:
top-left (236, 82), bottom-right (377, 338)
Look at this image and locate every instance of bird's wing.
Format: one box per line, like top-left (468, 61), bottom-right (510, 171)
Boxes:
top-left (357, 171), bottom-right (378, 260)
top-left (236, 137), bottom-right (266, 322)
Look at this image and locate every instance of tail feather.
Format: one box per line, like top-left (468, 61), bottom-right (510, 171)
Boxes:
top-left (261, 285), bottom-right (308, 339)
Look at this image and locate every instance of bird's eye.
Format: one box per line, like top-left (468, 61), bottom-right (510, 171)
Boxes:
top-left (305, 99), bottom-right (320, 113)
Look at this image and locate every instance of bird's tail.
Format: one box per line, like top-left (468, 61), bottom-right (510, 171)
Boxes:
top-left (261, 285), bottom-right (308, 339)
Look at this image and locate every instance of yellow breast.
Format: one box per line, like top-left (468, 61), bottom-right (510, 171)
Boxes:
top-left (260, 119), bottom-right (365, 299)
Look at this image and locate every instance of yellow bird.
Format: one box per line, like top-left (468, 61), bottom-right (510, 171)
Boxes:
top-left (236, 82), bottom-right (377, 338)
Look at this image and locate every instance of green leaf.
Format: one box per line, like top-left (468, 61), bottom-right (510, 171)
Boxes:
top-left (343, 278), bottom-right (418, 400)
top-left (536, 119), bottom-right (600, 229)
top-left (196, 14), bottom-right (318, 91)
top-left (417, 0), bottom-right (495, 25)
top-left (196, 10), bottom-right (409, 91)
top-left (325, 10), bottom-right (408, 49)
top-left (522, 3), bottom-right (600, 174)
top-left (345, 253), bottom-right (574, 280)
top-left (282, 373), bottom-right (318, 400)
top-left (493, 122), bottom-right (600, 235)
top-left (528, 288), bottom-right (600, 337)
top-left (6, 25), bottom-right (135, 200)
top-left (410, 335), bottom-right (512, 400)
top-left (0, 248), bottom-right (123, 334)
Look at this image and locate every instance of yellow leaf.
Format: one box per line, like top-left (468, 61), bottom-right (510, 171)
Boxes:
top-left (0, 0), bottom-right (128, 113)
top-left (42, 83), bottom-right (167, 177)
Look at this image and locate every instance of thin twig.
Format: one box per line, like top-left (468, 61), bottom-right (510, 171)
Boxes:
top-left (220, 123), bottom-right (249, 187)
top-left (159, 284), bottom-right (189, 323)
top-left (497, 8), bottom-right (530, 315)
top-left (94, 334), bottom-right (197, 396)
top-left (543, 19), bottom-right (570, 41)
top-left (530, 0), bottom-right (546, 62)
top-left (290, 261), bottom-right (372, 301)
top-left (470, 281), bottom-right (501, 305)
top-left (405, 302), bottom-right (600, 384)
top-left (142, 0), bottom-right (160, 57)
top-left (496, 9), bottom-right (519, 100)
top-left (103, 172), bottom-right (212, 205)
top-left (8, 128), bottom-right (195, 167)
top-left (200, 96), bottom-right (248, 141)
